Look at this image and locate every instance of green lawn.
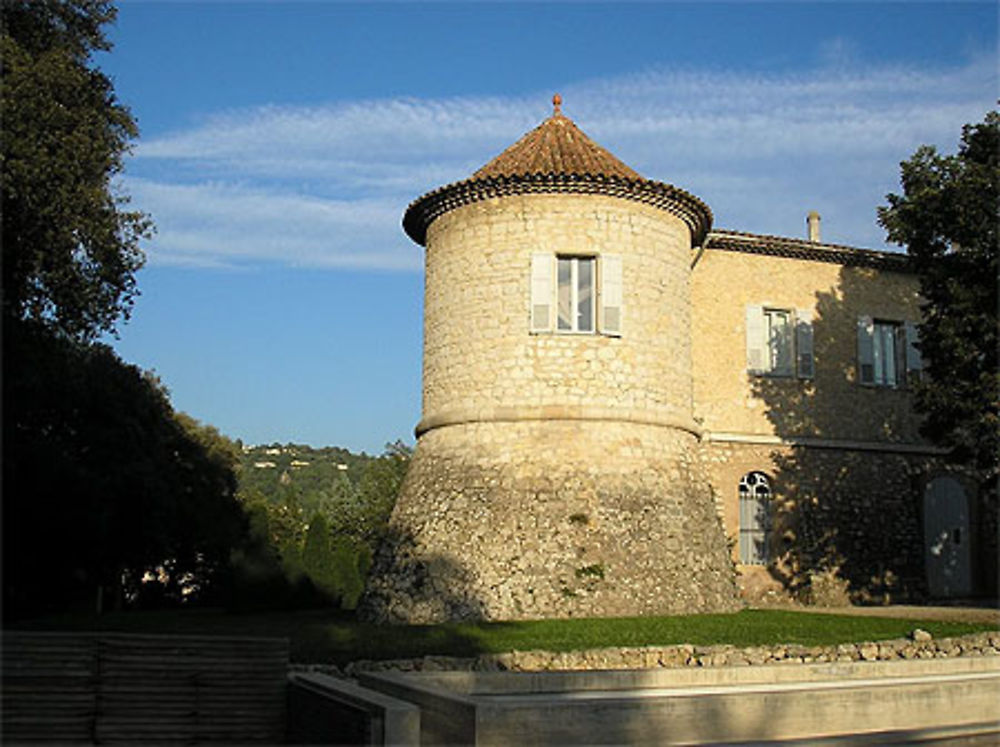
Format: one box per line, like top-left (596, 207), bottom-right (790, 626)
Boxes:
top-left (9, 608), bottom-right (997, 665)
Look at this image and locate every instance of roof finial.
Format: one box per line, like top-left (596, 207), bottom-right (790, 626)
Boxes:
top-left (552, 93), bottom-right (562, 115)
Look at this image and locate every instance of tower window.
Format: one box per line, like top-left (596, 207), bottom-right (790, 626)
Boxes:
top-left (530, 253), bottom-right (622, 336)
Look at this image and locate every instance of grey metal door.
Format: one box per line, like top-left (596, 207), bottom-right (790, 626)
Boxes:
top-left (924, 476), bottom-right (972, 598)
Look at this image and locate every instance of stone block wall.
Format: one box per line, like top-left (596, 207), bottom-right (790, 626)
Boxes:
top-left (700, 441), bottom-right (1000, 602)
top-left (700, 441), bottom-right (928, 601)
top-left (420, 193), bottom-right (698, 435)
top-left (691, 248), bottom-right (924, 443)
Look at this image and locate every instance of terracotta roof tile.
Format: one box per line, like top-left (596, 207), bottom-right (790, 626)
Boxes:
top-left (402, 95), bottom-right (714, 247)
top-left (473, 95), bottom-right (642, 181)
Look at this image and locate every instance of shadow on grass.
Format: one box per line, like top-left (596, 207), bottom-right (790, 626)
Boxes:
top-left (9, 607), bottom-right (996, 666)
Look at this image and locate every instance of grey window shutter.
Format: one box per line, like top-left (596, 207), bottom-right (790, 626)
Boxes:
top-left (857, 316), bottom-right (875, 385)
top-left (905, 321), bottom-right (923, 384)
top-left (746, 305), bottom-right (765, 373)
top-left (599, 254), bottom-right (623, 337)
top-left (795, 309), bottom-right (815, 379)
top-left (530, 253), bottom-right (553, 333)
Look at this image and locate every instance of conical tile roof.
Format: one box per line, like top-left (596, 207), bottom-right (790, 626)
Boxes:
top-left (403, 95), bottom-right (713, 247)
top-left (473, 94), bottom-right (642, 180)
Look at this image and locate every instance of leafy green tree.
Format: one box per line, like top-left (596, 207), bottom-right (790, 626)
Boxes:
top-left (301, 513), bottom-right (339, 601)
top-left (878, 111), bottom-right (999, 488)
top-left (332, 538), bottom-right (373, 610)
top-left (0, 2), bottom-right (259, 618)
top-left (2, 0), bottom-right (152, 341)
top-left (354, 441), bottom-right (412, 543)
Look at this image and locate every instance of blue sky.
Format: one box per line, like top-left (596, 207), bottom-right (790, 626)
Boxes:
top-left (98, 1), bottom-right (998, 453)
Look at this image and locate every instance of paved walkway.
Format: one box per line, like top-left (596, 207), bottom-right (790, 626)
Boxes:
top-left (760, 601), bottom-right (1000, 625)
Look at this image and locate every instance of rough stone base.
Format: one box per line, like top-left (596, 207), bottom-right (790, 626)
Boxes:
top-left (360, 420), bottom-right (740, 623)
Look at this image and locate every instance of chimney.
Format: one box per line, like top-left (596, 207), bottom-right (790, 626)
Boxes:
top-left (806, 211), bottom-right (821, 243)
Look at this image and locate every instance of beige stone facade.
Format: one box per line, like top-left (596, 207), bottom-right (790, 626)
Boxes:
top-left (690, 235), bottom-right (996, 602)
top-left (691, 246), bottom-right (923, 444)
top-left (420, 194), bottom-right (697, 436)
top-left (360, 100), bottom-right (995, 623)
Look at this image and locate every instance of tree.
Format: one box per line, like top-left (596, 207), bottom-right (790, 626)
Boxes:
top-left (1, 0), bottom-right (151, 341)
top-left (301, 513), bottom-right (339, 601)
top-left (3, 324), bottom-right (247, 617)
top-left (0, 2), bottom-right (254, 619)
top-left (878, 111), bottom-right (999, 488)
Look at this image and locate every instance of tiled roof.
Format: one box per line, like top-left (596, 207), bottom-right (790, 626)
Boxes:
top-left (403, 95), bottom-right (713, 247)
top-left (473, 95), bottom-right (642, 180)
top-left (706, 229), bottom-right (913, 271)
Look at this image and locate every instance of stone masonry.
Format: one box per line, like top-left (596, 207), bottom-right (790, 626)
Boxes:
top-left (364, 420), bottom-right (738, 622)
top-left (361, 100), bottom-right (739, 622)
top-left (360, 96), bottom-right (996, 622)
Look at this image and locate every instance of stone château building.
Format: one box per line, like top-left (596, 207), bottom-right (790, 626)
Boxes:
top-left (361, 96), bottom-right (994, 623)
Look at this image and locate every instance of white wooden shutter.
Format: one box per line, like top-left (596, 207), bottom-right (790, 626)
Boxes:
top-left (530, 253), bottom-right (553, 333)
top-left (905, 321), bottom-right (923, 384)
top-left (857, 316), bottom-right (875, 385)
top-left (599, 254), bottom-right (623, 337)
top-left (795, 309), bottom-right (815, 379)
top-left (746, 305), bottom-right (765, 373)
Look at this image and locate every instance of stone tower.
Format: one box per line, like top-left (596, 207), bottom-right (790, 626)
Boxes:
top-left (362, 96), bottom-right (739, 623)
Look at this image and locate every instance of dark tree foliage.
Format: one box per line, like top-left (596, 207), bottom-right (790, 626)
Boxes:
top-left (878, 111), bottom-right (999, 487)
top-left (1, 0), bottom-right (151, 341)
top-left (3, 323), bottom-right (247, 618)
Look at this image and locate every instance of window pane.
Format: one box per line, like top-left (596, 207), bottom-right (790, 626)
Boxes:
top-left (739, 472), bottom-right (770, 565)
top-left (896, 325), bottom-right (908, 385)
top-left (883, 326), bottom-right (896, 385)
top-left (557, 258), bottom-right (572, 330)
top-left (766, 310), bottom-right (792, 374)
top-left (873, 324), bottom-right (886, 384)
top-left (873, 322), bottom-right (899, 386)
top-left (577, 258), bottom-right (594, 332)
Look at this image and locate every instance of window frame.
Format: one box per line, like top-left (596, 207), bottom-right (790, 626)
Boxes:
top-left (858, 316), bottom-right (921, 389)
top-left (763, 307), bottom-right (794, 377)
top-left (556, 255), bottom-right (597, 334)
top-left (746, 305), bottom-right (814, 379)
top-left (738, 471), bottom-right (771, 566)
top-left (530, 252), bottom-right (621, 337)
top-left (872, 319), bottom-right (906, 388)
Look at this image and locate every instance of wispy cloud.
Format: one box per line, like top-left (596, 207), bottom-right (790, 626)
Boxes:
top-left (130, 52), bottom-right (996, 268)
top-left (126, 179), bottom-right (419, 270)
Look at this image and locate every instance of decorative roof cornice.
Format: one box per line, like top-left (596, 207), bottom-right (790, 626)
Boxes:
top-left (706, 229), bottom-right (913, 272)
top-left (403, 172), bottom-right (713, 247)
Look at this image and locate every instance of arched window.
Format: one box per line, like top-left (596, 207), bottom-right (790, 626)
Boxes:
top-left (739, 472), bottom-right (770, 565)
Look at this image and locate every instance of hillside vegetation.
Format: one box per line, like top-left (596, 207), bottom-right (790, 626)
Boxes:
top-left (230, 441), bottom-right (410, 612)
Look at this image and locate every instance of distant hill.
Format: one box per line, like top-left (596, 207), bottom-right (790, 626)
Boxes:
top-left (235, 441), bottom-right (411, 542)
top-left (237, 443), bottom-right (373, 511)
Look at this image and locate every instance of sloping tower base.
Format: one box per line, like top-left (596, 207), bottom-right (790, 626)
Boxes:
top-left (361, 421), bottom-right (739, 623)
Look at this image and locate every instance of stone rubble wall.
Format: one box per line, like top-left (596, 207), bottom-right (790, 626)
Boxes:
top-left (289, 630), bottom-right (1000, 677)
top-left (359, 420), bottom-right (740, 623)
